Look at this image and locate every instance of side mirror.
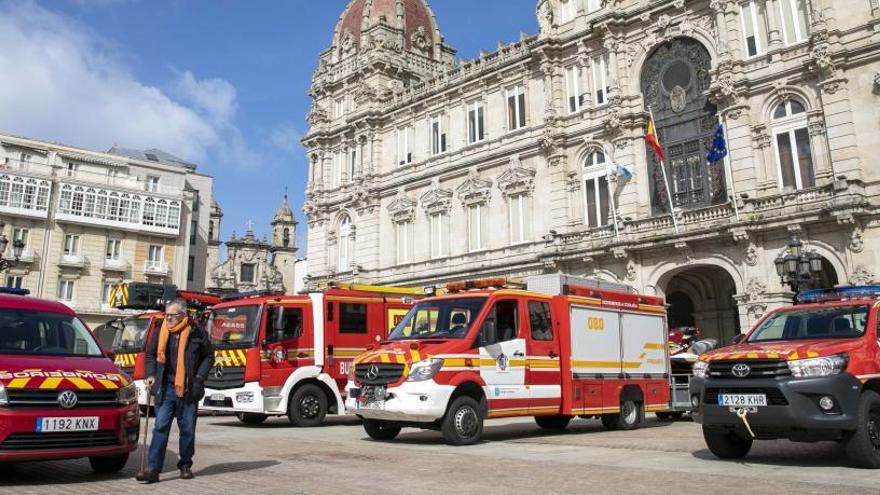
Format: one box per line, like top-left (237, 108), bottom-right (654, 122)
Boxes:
top-left (732, 334), bottom-right (746, 345)
top-left (105, 349), bottom-right (116, 361)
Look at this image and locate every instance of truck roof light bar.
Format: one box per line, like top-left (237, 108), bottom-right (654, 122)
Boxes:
top-left (319, 282), bottom-right (433, 296)
top-left (0, 287), bottom-right (30, 296)
top-left (796, 285), bottom-right (880, 304)
top-left (221, 289), bottom-right (285, 301)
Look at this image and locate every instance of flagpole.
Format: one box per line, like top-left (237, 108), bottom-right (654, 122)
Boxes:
top-left (649, 106), bottom-right (679, 234)
top-left (605, 145), bottom-right (622, 242)
top-left (719, 113), bottom-right (741, 221)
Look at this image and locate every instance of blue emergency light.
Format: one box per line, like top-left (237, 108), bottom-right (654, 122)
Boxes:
top-left (0, 287), bottom-right (31, 296)
top-left (797, 285), bottom-right (880, 304)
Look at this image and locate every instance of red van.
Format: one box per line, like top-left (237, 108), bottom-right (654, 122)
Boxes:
top-left (0, 289), bottom-right (139, 472)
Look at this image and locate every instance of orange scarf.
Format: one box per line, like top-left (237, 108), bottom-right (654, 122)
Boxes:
top-left (157, 317), bottom-right (191, 398)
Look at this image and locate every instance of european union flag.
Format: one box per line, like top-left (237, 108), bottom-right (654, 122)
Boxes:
top-left (706, 124), bottom-right (727, 163)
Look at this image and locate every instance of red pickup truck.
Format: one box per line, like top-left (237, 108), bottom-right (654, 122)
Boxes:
top-left (0, 289), bottom-right (139, 472)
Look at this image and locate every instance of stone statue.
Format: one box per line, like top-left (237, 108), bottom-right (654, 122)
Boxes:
top-left (537, 0), bottom-right (554, 33)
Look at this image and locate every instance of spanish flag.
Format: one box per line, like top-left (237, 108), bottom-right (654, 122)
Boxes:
top-left (646, 114), bottom-right (665, 162)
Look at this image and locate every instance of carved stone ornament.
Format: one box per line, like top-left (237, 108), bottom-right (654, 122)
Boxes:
top-left (536, 0), bottom-right (555, 34)
top-left (675, 241), bottom-right (695, 264)
top-left (306, 103), bottom-right (329, 127)
top-left (747, 303), bottom-right (768, 320)
top-left (873, 73), bottom-right (880, 95)
top-left (625, 260), bottom-right (637, 281)
top-left (850, 226), bottom-right (865, 254)
top-left (670, 86), bottom-right (687, 113)
top-left (745, 242), bottom-right (759, 267)
top-left (745, 278), bottom-right (767, 302)
top-left (456, 173), bottom-right (493, 207)
top-left (497, 163), bottom-right (537, 198)
top-left (850, 265), bottom-right (875, 286)
top-left (349, 183), bottom-right (377, 215)
top-left (410, 26), bottom-right (432, 52)
top-left (353, 80), bottom-right (377, 106)
top-left (340, 28), bottom-right (357, 55)
top-left (386, 193), bottom-right (416, 223)
top-left (419, 188), bottom-right (453, 216)
top-left (751, 124), bottom-right (771, 149)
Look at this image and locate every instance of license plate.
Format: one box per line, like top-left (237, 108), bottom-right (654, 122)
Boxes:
top-left (357, 399), bottom-right (385, 410)
top-left (719, 394), bottom-right (767, 407)
top-left (211, 393), bottom-right (225, 402)
top-left (356, 386), bottom-right (385, 410)
top-left (36, 417), bottom-right (99, 433)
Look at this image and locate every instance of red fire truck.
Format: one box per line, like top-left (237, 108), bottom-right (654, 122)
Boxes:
top-left (102, 283), bottom-right (221, 410)
top-left (0, 288), bottom-right (139, 472)
top-left (692, 286), bottom-right (880, 468)
top-left (200, 285), bottom-right (419, 426)
top-left (346, 274), bottom-right (671, 445)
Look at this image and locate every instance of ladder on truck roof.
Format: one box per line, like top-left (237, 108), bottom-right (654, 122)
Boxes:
top-left (526, 273), bottom-right (637, 295)
top-left (319, 282), bottom-right (436, 297)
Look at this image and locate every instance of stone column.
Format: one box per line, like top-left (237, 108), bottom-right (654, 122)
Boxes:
top-left (766, 0), bottom-right (784, 49)
top-left (710, 0), bottom-right (730, 57)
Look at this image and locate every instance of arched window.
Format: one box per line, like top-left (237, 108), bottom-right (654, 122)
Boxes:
top-left (583, 150), bottom-right (610, 228)
top-left (337, 215), bottom-right (352, 272)
top-left (282, 227), bottom-right (290, 247)
top-left (771, 98), bottom-right (815, 190)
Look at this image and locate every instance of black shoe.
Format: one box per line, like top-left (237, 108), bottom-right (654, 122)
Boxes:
top-left (135, 469), bottom-right (159, 483)
top-left (180, 468), bottom-right (194, 480)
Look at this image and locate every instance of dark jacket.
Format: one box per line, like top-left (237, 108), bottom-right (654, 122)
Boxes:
top-left (145, 318), bottom-right (214, 403)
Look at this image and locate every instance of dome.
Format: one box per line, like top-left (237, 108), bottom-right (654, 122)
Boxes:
top-left (273, 195), bottom-right (296, 224)
top-left (334, 0), bottom-right (440, 56)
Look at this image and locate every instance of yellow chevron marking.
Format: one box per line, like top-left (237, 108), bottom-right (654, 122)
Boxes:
top-left (807, 351), bottom-right (819, 358)
top-left (642, 343), bottom-right (665, 350)
top-left (409, 349), bottom-right (421, 363)
top-left (97, 379), bottom-right (119, 389)
top-left (746, 353), bottom-right (759, 359)
top-left (238, 350), bottom-right (247, 364)
top-left (788, 352), bottom-right (799, 360)
top-left (67, 377), bottom-right (94, 390)
top-left (39, 377), bottom-right (63, 389)
top-left (379, 354), bottom-right (391, 363)
top-left (7, 377), bottom-right (31, 389)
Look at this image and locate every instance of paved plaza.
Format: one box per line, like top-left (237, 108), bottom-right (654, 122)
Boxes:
top-left (1, 414), bottom-right (876, 495)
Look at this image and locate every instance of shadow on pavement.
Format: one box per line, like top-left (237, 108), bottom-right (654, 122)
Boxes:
top-left (691, 441), bottom-right (853, 468)
top-left (194, 460), bottom-right (279, 477)
top-left (210, 415), bottom-right (362, 429)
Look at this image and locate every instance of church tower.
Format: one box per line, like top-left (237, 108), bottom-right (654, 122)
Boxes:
top-left (205, 198), bottom-right (223, 284)
top-left (270, 194), bottom-right (298, 292)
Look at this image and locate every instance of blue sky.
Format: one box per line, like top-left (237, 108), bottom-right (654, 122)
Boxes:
top-left (0, 0), bottom-right (537, 255)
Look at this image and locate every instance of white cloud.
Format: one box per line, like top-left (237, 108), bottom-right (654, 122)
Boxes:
top-left (0, 2), bottom-right (249, 166)
top-left (269, 125), bottom-right (303, 154)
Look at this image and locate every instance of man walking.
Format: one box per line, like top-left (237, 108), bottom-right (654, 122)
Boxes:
top-left (136, 298), bottom-right (213, 483)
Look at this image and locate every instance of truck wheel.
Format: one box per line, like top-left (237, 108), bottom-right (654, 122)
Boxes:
top-left (843, 390), bottom-right (880, 469)
top-left (703, 426), bottom-right (753, 459)
top-left (362, 419), bottom-right (402, 441)
top-left (601, 400), bottom-right (642, 430)
top-left (236, 412), bottom-right (268, 425)
top-left (441, 396), bottom-right (483, 446)
top-left (288, 384), bottom-right (328, 427)
top-left (534, 415), bottom-right (572, 430)
top-left (89, 453), bottom-right (129, 473)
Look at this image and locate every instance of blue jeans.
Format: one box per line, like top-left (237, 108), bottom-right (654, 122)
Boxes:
top-left (148, 384), bottom-right (198, 472)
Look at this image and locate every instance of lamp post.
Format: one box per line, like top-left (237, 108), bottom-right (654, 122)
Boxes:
top-left (774, 235), bottom-right (825, 299)
top-left (0, 219), bottom-right (25, 272)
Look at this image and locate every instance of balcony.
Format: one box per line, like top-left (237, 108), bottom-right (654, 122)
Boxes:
top-left (58, 253), bottom-right (86, 269)
top-left (4, 248), bottom-right (36, 264)
top-left (144, 260), bottom-right (169, 276)
top-left (102, 258), bottom-right (129, 272)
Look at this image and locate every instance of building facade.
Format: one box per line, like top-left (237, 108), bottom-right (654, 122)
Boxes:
top-left (302, 0), bottom-right (880, 342)
top-left (0, 133), bottom-right (213, 328)
top-left (205, 196), bottom-right (300, 294)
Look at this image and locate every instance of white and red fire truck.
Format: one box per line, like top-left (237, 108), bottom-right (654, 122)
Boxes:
top-left (200, 285), bottom-right (419, 426)
top-left (346, 274), bottom-right (671, 445)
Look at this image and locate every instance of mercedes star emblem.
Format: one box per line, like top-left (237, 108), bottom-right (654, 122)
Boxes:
top-left (365, 364), bottom-right (380, 381)
top-left (57, 390), bottom-right (78, 409)
top-left (731, 363), bottom-right (751, 378)
top-left (214, 367), bottom-right (224, 379)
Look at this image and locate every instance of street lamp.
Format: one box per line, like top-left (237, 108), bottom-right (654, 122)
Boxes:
top-left (0, 219), bottom-right (24, 271)
top-left (774, 235), bottom-right (826, 298)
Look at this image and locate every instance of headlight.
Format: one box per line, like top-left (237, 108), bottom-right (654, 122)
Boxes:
top-left (692, 360), bottom-right (709, 378)
top-left (406, 358), bottom-right (444, 382)
top-left (117, 382), bottom-right (137, 405)
top-left (788, 354), bottom-right (848, 378)
top-left (0, 383), bottom-right (8, 406)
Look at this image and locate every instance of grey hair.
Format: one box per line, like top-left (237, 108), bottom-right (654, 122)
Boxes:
top-left (165, 298), bottom-right (188, 313)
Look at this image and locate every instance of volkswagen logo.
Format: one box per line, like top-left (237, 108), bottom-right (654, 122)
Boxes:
top-left (213, 367), bottom-right (224, 379)
top-left (365, 364), bottom-right (380, 381)
top-left (57, 390), bottom-right (78, 409)
top-left (731, 363), bottom-right (751, 378)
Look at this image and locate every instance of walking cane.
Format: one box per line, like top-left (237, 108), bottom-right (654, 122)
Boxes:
top-left (138, 381), bottom-right (152, 475)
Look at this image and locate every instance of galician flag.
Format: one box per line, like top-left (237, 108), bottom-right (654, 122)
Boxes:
top-left (646, 114), bottom-right (665, 162)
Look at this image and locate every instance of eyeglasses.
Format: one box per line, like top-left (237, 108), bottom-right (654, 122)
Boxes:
top-left (166, 312), bottom-right (185, 320)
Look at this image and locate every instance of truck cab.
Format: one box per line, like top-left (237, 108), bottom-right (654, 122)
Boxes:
top-left (692, 286), bottom-right (880, 468)
top-left (0, 289), bottom-right (139, 472)
top-left (200, 286), bottom-right (417, 426)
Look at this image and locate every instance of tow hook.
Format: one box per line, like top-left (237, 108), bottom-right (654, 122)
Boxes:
top-left (736, 408), bottom-right (756, 438)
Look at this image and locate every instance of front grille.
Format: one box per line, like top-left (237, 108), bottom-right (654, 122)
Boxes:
top-left (6, 390), bottom-right (119, 409)
top-left (356, 363), bottom-right (405, 386)
top-left (704, 387), bottom-right (789, 406)
top-left (0, 431), bottom-right (119, 451)
top-left (205, 366), bottom-right (245, 390)
top-left (708, 360), bottom-right (791, 379)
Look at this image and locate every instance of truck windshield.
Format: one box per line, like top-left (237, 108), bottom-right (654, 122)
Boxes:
top-left (112, 318), bottom-right (152, 353)
top-left (388, 297), bottom-right (487, 341)
top-left (209, 304), bottom-right (262, 348)
top-left (0, 309), bottom-right (102, 357)
top-left (748, 305), bottom-right (869, 342)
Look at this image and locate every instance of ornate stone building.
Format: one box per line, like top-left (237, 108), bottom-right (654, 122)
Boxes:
top-left (206, 195), bottom-right (299, 294)
top-left (302, 0), bottom-right (880, 342)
